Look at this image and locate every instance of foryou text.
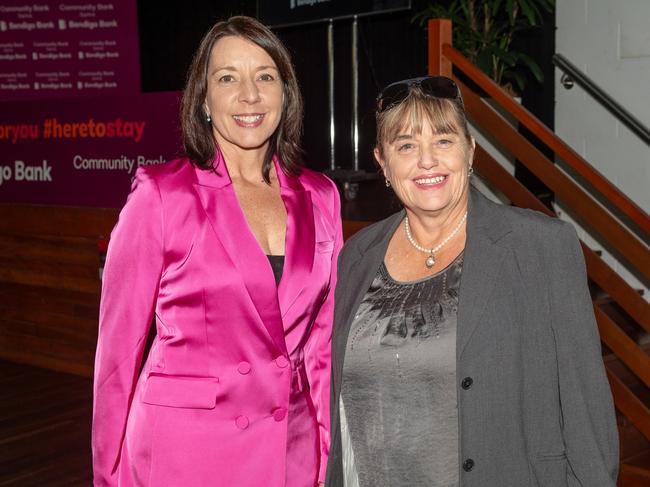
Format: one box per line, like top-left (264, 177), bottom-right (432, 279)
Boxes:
top-left (0, 118), bottom-right (146, 144)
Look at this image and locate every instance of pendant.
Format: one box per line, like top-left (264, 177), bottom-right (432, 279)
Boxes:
top-left (425, 254), bottom-right (435, 268)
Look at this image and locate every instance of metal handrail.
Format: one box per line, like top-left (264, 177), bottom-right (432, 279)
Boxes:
top-left (441, 41), bottom-right (650, 235)
top-left (553, 53), bottom-right (650, 146)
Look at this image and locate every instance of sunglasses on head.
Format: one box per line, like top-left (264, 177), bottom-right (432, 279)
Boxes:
top-left (376, 76), bottom-right (461, 113)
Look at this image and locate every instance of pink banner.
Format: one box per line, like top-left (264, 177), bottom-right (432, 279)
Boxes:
top-left (0, 1), bottom-right (140, 101)
top-left (0, 91), bottom-right (183, 207)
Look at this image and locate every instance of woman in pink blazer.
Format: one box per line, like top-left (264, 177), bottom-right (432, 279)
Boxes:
top-left (92, 16), bottom-right (342, 487)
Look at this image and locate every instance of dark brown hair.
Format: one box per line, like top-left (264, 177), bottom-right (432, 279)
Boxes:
top-left (181, 16), bottom-right (303, 181)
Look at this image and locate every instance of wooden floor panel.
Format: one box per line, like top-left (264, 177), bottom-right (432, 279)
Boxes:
top-left (2, 359), bottom-right (649, 486)
top-left (0, 360), bottom-right (92, 486)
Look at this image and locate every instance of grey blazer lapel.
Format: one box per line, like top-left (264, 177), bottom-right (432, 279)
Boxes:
top-left (336, 187), bottom-right (513, 364)
top-left (457, 188), bottom-right (513, 358)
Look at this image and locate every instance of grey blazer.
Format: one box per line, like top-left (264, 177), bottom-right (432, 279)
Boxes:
top-left (325, 188), bottom-right (618, 487)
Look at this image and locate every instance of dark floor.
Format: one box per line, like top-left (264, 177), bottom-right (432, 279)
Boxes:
top-left (2, 359), bottom-right (648, 486)
top-left (0, 360), bottom-right (93, 486)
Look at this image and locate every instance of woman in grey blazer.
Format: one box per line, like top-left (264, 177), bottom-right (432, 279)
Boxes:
top-left (325, 76), bottom-right (618, 487)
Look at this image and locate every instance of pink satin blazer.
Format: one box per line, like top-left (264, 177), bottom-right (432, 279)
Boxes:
top-left (92, 155), bottom-right (342, 486)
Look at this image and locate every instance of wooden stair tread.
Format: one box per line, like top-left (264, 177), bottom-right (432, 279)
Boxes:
top-left (604, 344), bottom-right (650, 401)
top-left (596, 298), bottom-right (649, 348)
top-left (619, 459), bottom-right (650, 487)
top-left (623, 450), bottom-right (650, 469)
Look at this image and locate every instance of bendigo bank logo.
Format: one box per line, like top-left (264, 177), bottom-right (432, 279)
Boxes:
top-left (0, 160), bottom-right (52, 186)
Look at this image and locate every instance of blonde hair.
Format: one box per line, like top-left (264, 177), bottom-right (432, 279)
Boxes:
top-left (375, 88), bottom-right (471, 158)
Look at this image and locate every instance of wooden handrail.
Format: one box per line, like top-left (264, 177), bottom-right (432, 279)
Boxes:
top-left (428, 15), bottom-right (650, 453)
top-left (437, 38), bottom-right (650, 236)
top-left (595, 307), bottom-right (650, 388)
top-left (430, 16), bottom-right (649, 332)
top-left (473, 98), bottom-right (650, 455)
top-left (427, 18), bottom-right (452, 78)
top-left (473, 147), bottom-right (552, 217)
top-left (606, 368), bottom-right (650, 441)
top-left (473, 146), bottom-right (650, 334)
top-left (582, 250), bottom-right (650, 335)
top-left (459, 77), bottom-right (650, 283)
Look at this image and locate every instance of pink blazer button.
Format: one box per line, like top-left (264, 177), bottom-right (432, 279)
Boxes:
top-left (273, 408), bottom-right (287, 422)
top-left (235, 415), bottom-right (249, 430)
top-left (237, 361), bottom-right (251, 374)
top-left (275, 356), bottom-right (289, 368)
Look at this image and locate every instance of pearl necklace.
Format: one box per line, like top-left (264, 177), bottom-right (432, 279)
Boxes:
top-left (404, 212), bottom-right (468, 268)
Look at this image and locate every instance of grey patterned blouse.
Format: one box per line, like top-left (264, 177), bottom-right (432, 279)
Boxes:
top-left (341, 252), bottom-right (463, 486)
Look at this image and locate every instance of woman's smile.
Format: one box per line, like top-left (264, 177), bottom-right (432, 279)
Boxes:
top-left (413, 173), bottom-right (448, 188)
top-left (232, 113), bottom-right (266, 127)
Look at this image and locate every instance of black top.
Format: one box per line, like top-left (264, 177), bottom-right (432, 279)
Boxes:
top-left (267, 255), bottom-right (285, 286)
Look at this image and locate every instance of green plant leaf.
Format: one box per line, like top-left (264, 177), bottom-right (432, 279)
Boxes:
top-left (504, 71), bottom-right (526, 92)
top-left (517, 52), bottom-right (544, 81)
top-left (475, 50), bottom-right (496, 78)
top-left (517, 0), bottom-right (538, 26)
top-left (412, 6), bottom-right (446, 26)
top-left (538, 0), bottom-right (556, 12)
top-left (459, 0), bottom-right (471, 20)
top-left (412, 0), bottom-right (555, 92)
top-left (489, 46), bottom-right (518, 66)
top-left (506, 0), bottom-right (515, 21)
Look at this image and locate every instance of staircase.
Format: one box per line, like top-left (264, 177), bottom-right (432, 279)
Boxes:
top-left (427, 18), bottom-right (650, 486)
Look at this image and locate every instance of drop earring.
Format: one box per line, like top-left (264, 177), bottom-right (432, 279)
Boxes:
top-left (468, 166), bottom-right (474, 177)
top-left (385, 178), bottom-right (391, 188)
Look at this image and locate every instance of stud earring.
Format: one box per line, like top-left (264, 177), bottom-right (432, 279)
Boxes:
top-left (206, 114), bottom-right (212, 124)
top-left (468, 166), bottom-right (474, 176)
top-left (385, 178), bottom-right (391, 188)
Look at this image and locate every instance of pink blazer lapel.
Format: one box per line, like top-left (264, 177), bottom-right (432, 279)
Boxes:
top-left (275, 159), bottom-right (315, 318)
top-left (193, 156), bottom-right (287, 355)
